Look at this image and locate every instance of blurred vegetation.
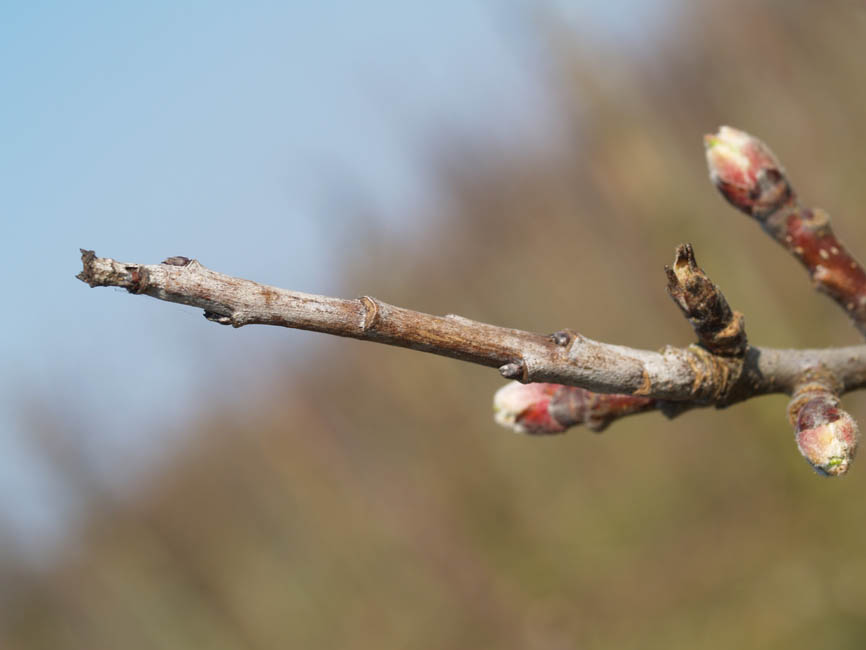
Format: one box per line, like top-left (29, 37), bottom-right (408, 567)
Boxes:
top-left (6, 1), bottom-right (866, 648)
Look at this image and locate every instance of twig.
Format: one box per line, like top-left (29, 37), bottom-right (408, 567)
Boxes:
top-left (76, 249), bottom-right (866, 405)
top-left (706, 126), bottom-right (866, 335)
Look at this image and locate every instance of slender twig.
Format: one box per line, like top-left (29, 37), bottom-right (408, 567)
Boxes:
top-left (706, 126), bottom-right (866, 335)
top-left (76, 250), bottom-right (866, 405)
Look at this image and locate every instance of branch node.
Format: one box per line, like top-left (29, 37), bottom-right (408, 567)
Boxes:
top-left (230, 311), bottom-right (253, 328)
top-left (685, 344), bottom-right (742, 403)
top-left (125, 266), bottom-right (147, 294)
top-left (786, 367), bottom-right (843, 425)
top-left (499, 361), bottom-right (528, 382)
top-left (550, 330), bottom-right (576, 347)
top-left (359, 295), bottom-right (381, 332)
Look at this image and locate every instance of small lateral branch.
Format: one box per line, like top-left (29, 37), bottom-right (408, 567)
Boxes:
top-left (665, 243), bottom-right (747, 356)
top-left (706, 126), bottom-right (866, 336)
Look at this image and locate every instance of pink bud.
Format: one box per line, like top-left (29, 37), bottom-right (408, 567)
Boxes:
top-left (492, 382), bottom-right (566, 435)
top-left (704, 126), bottom-right (790, 218)
top-left (795, 397), bottom-right (859, 476)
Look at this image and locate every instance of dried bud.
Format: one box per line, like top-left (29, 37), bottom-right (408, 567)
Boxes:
top-left (794, 397), bottom-right (859, 476)
top-left (704, 126), bottom-right (791, 219)
top-left (493, 382), bottom-right (566, 435)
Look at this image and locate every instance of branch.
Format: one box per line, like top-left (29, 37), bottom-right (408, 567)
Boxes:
top-left (76, 249), bottom-right (866, 405)
top-left (76, 126), bottom-right (866, 476)
top-left (706, 126), bottom-right (866, 335)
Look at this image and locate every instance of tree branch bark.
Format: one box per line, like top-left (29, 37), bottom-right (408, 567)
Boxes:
top-left (76, 249), bottom-right (866, 406)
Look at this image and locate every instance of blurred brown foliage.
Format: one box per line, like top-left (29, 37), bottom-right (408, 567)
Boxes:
top-left (6, 2), bottom-right (866, 648)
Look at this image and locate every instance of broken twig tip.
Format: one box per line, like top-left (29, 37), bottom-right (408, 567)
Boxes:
top-left (76, 249), bottom-right (98, 286)
top-left (673, 243), bottom-right (697, 270)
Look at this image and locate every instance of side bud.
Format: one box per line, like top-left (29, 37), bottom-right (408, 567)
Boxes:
top-left (704, 126), bottom-right (791, 219)
top-left (493, 382), bottom-right (566, 435)
top-left (493, 382), bottom-right (655, 435)
top-left (793, 396), bottom-right (859, 477)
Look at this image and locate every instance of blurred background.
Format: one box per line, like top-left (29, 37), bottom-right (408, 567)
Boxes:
top-left (3, 0), bottom-right (866, 647)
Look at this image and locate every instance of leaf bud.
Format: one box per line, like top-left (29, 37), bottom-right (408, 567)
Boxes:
top-left (794, 397), bottom-right (859, 476)
top-left (704, 126), bottom-right (790, 219)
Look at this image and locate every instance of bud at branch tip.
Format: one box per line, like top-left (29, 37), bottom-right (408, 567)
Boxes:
top-left (793, 394), bottom-right (859, 477)
top-left (704, 125), bottom-right (790, 219)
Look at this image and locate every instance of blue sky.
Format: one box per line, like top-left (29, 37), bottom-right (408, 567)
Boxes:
top-left (0, 0), bottom-right (669, 557)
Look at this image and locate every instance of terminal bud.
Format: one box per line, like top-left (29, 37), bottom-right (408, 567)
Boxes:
top-left (794, 396), bottom-right (859, 476)
top-left (704, 126), bottom-right (791, 219)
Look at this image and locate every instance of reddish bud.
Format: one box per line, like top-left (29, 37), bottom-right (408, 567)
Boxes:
top-left (493, 382), bottom-right (566, 435)
top-left (704, 126), bottom-right (791, 219)
top-left (493, 382), bottom-right (656, 435)
top-left (795, 397), bottom-right (859, 477)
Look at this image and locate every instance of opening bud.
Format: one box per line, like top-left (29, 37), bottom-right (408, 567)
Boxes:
top-left (795, 397), bottom-right (859, 476)
top-left (493, 382), bottom-right (566, 435)
top-left (493, 383), bottom-right (655, 435)
top-left (704, 126), bottom-right (790, 219)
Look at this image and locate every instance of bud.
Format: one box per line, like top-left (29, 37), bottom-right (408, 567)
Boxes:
top-left (795, 397), bottom-right (859, 476)
top-left (493, 382), bottom-right (566, 435)
top-left (704, 126), bottom-right (791, 219)
top-left (493, 382), bottom-right (656, 435)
